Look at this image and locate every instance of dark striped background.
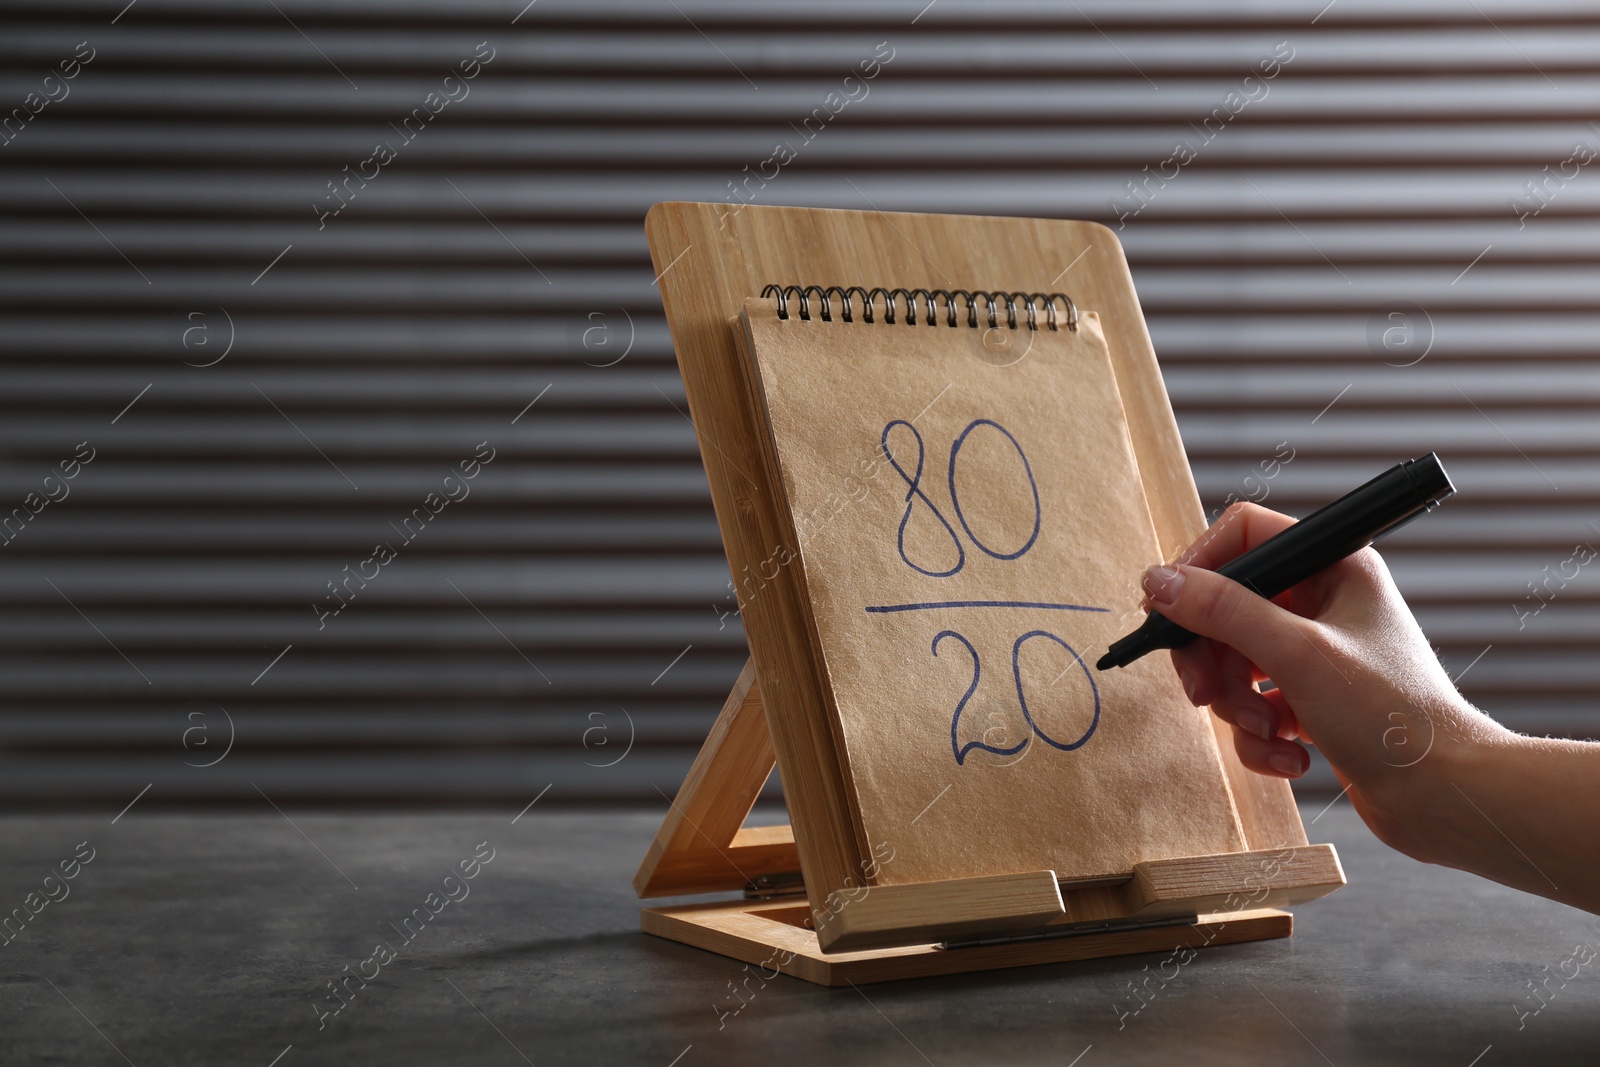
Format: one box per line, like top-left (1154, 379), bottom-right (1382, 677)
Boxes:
top-left (1, 0), bottom-right (1595, 806)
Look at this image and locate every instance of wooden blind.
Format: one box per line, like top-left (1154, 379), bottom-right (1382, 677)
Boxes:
top-left (1, 0), bottom-right (1593, 804)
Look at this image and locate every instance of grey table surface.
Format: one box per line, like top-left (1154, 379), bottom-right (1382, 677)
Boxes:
top-left (0, 802), bottom-right (1594, 1066)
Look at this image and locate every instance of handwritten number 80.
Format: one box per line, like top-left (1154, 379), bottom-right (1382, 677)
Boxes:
top-left (881, 418), bottom-right (1041, 577)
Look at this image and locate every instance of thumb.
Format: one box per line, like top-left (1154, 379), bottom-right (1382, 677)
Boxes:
top-left (1143, 564), bottom-right (1319, 683)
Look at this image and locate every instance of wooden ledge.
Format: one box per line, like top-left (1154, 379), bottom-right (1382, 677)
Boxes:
top-left (813, 844), bottom-right (1343, 953)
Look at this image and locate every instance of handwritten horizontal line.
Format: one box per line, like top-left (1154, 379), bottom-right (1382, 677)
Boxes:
top-left (865, 600), bottom-right (1109, 614)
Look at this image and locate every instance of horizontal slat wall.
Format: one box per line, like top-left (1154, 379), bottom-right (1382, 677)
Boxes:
top-left (1, 0), bottom-right (1595, 804)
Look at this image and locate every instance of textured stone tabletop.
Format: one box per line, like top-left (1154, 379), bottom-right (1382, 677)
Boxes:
top-left (1, 803), bottom-right (1593, 1065)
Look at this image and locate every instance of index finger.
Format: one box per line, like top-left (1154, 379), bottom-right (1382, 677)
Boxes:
top-left (1173, 501), bottom-right (1299, 571)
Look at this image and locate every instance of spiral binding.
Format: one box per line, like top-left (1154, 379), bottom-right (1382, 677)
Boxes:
top-left (759, 284), bottom-right (1078, 332)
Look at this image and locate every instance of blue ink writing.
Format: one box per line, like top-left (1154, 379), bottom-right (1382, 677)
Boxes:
top-left (1013, 630), bottom-right (1099, 751)
top-left (949, 418), bottom-right (1041, 560)
top-left (865, 600), bottom-right (1108, 614)
top-left (873, 415), bottom-right (1100, 765)
top-left (881, 417), bottom-right (1041, 577)
top-left (936, 630), bottom-right (1024, 764)
top-left (881, 420), bottom-right (964, 577)
top-left (938, 628), bottom-right (1102, 764)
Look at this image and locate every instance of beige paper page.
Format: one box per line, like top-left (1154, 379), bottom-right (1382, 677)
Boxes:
top-left (737, 302), bottom-right (1245, 884)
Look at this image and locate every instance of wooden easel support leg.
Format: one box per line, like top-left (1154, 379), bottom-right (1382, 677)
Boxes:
top-left (633, 659), bottom-right (800, 898)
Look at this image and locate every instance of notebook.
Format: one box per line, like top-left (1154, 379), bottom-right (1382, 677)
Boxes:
top-left (732, 288), bottom-right (1246, 884)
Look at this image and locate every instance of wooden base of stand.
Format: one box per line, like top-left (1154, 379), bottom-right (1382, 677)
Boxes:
top-left (643, 898), bottom-right (1293, 986)
top-left (634, 660), bottom-right (1343, 962)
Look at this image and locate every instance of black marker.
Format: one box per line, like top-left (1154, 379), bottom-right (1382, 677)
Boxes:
top-left (1095, 453), bottom-right (1455, 671)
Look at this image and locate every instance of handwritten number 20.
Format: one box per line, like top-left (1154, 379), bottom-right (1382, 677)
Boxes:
top-left (934, 628), bottom-right (1100, 765)
top-left (881, 418), bottom-right (1041, 577)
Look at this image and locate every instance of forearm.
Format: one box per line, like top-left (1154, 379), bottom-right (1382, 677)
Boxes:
top-left (1401, 726), bottom-right (1600, 915)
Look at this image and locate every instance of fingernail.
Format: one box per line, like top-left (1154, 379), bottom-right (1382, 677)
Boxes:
top-left (1177, 667), bottom-right (1200, 706)
top-left (1235, 706), bottom-right (1273, 741)
top-left (1143, 565), bottom-right (1185, 607)
top-left (1268, 751), bottom-right (1304, 777)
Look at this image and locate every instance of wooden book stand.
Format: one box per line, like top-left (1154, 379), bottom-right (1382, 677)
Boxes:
top-left (634, 203), bottom-right (1344, 986)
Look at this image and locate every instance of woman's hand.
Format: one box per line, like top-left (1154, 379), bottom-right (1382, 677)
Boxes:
top-left (1142, 504), bottom-right (1600, 916)
top-left (1144, 501), bottom-right (1505, 859)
